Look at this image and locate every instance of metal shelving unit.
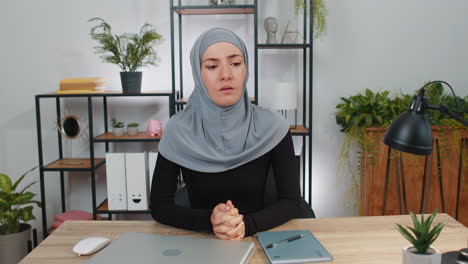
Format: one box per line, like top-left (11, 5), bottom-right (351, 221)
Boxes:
top-left (35, 90), bottom-right (174, 238)
top-left (169, 0), bottom-right (313, 202)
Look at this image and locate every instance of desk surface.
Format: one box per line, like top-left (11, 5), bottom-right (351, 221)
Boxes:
top-left (21, 214), bottom-right (467, 264)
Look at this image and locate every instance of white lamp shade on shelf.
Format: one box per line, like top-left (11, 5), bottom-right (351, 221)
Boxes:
top-left (267, 82), bottom-right (297, 110)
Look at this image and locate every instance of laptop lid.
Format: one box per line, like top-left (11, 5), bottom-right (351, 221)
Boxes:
top-left (86, 232), bottom-right (254, 264)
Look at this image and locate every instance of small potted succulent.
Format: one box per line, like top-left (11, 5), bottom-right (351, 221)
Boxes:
top-left (111, 118), bottom-right (125, 136)
top-left (0, 167), bottom-right (42, 264)
top-left (127, 122), bottom-right (139, 136)
top-left (397, 209), bottom-right (446, 264)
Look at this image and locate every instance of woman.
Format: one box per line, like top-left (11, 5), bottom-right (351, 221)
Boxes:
top-left (151, 28), bottom-right (314, 240)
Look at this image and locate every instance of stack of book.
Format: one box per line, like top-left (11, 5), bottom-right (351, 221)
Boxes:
top-left (57, 77), bottom-right (106, 94)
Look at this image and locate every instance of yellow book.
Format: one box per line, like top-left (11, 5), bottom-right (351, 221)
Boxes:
top-left (59, 77), bottom-right (106, 88)
top-left (56, 89), bottom-right (106, 94)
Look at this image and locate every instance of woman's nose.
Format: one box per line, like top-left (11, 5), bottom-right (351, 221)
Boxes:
top-left (220, 64), bottom-right (232, 80)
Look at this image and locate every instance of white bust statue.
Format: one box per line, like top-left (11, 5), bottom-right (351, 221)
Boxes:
top-left (264, 17), bottom-right (278, 44)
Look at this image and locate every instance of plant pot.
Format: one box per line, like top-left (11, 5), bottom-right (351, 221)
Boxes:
top-left (402, 245), bottom-right (442, 264)
top-left (127, 126), bottom-right (139, 136)
top-left (0, 224), bottom-right (32, 264)
top-left (120, 72), bottom-right (142, 94)
top-left (112, 127), bottom-right (125, 136)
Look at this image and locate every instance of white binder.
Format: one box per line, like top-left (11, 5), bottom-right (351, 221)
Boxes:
top-left (105, 153), bottom-right (128, 210)
top-left (125, 152), bottom-right (149, 210)
top-left (148, 152), bottom-right (158, 190)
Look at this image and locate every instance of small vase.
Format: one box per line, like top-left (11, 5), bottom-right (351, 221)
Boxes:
top-left (127, 126), bottom-right (139, 136)
top-left (402, 245), bottom-right (442, 264)
top-left (112, 127), bottom-right (124, 137)
top-left (120, 72), bottom-right (142, 94)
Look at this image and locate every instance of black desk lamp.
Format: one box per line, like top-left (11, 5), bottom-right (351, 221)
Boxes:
top-left (383, 80), bottom-right (468, 155)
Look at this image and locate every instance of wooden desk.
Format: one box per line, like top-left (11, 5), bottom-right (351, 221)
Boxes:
top-left (21, 214), bottom-right (467, 264)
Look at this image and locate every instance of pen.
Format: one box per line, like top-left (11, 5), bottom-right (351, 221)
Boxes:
top-left (266, 233), bottom-right (305, 248)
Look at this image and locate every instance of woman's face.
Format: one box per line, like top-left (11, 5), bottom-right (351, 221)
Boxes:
top-left (201, 42), bottom-right (246, 107)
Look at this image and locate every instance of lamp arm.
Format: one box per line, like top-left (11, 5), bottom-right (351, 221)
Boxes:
top-left (428, 104), bottom-right (468, 127)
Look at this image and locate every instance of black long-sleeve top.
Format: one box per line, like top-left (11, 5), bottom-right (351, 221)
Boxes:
top-left (150, 132), bottom-right (304, 236)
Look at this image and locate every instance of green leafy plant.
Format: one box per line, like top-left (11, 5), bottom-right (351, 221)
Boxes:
top-left (335, 83), bottom-right (467, 213)
top-left (89, 17), bottom-right (163, 72)
top-left (294, 0), bottom-right (328, 39)
top-left (396, 209), bottom-right (446, 254)
top-left (127, 122), bottom-right (139, 127)
top-left (0, 167), bottom-right (42, 235)
top-left (111, 118), bottom-right (124, 128)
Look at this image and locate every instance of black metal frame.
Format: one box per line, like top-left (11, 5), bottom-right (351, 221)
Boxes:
top-left (169, 0), bottom-right (313, 203)
top-left (35, 91), bottom-right (174, 238)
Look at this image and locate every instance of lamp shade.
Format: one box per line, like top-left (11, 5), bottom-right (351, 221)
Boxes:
top-left (383, 110), bottom-right (433, 155)
top-left (267, 82), bottom-right (297, 110)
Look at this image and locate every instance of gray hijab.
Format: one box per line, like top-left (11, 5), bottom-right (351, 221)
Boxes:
top-left (159, 28), bottom-right (289, 173)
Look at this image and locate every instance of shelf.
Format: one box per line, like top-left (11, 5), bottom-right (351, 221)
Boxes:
top-left (290, 125), bottom-right (309, 135)
top-left (43, 158), bottom-right (105, 171)
top-left (95, 132), bottom-right (162, 142)
top-left (96, 200), bottom-right (151, 214)
top-left (257, 44), bottom-right (311, 49)
top-left (176, 97), bottom-right (256, 105)
top-left (37, 90), bottom-right (172, 98)
top-left (173, 5), bottom-right (255, 15)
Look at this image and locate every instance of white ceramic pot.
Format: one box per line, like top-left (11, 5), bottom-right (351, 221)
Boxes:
top-left (402, 245), bottom-right (442, 264)
top-left (112, 127), bottom-right (124, 136)
top-left (127, 126), bottom-right (139, 136)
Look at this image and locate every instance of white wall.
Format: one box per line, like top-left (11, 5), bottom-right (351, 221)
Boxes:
top-left (312, 0), bottom-right (468, 217)
top-left (1, 0), bottom-right (467, 238)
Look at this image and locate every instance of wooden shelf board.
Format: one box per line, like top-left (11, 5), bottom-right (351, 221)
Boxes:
top-left (174, 6), bottom-right (255, 15)
top-left (42, 90), bottom-right (172, 97)
top-left (97, 200), bottom-right (150, 214)
top-left (44, 158), bottom-right (105, 170)
top-left (95, 132), bottom-right (162, 141)
top-left (290, 125), bottom-right (309, 135)
top-left (176, 97), bottom-right (255, 104)
top-left (257, 44), bottom-right (310, 49)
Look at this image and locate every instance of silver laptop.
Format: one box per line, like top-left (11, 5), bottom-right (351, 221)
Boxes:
top-left (86, 232), bottom-right (254, 264)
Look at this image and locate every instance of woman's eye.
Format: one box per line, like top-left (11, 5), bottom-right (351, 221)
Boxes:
top-left (206, 65), bottom-right (217, 70)
top-left (232, 62), bottom-right (242, 67)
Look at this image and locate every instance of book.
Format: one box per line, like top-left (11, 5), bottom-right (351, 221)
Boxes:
top-left (257, 229), bottom-right (333, 264)
top-left (56, 88), bottom-right (106, 94)
top-left (106, 153), bottom-right (128, 210)
top-left (125, 152), bottom-right (149, 210)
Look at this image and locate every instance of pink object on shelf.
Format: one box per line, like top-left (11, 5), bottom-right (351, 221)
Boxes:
top-left (54, 210), bottom-right (94, 222)
top-left (53, 221), bottom-right (64, 229)
top-left (147, 120), bottom-right (163, 136)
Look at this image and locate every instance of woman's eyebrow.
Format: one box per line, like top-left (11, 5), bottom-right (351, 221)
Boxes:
top-left (227, 54), bottom-right (243, 59)
top-left (202, 54), bottom-right (243, 64)
top-left (202, 57), bottom-right (219, 64)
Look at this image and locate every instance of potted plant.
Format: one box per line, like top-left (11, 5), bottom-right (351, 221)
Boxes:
top-left (88, 17), bottom-right (163, 94)
top-left (0, 167), bottom-right (41, 264)
top-left (397, 209), bottom-right (446, 264)
top-left (127, 122), bottom-right (139, 136)
top-left (294, 0), bottom-right (328, 39)
top-left (111, 118), bottom-right (125, 136)
top-left (335, 83), bottom-right (468, 219)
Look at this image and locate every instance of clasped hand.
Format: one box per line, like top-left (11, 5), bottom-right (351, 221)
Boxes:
top-left (210, 200), bottom-right (245, 240)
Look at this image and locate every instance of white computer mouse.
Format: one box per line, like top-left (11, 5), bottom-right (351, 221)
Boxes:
top-left (72, 237), bottom-right (111, 256)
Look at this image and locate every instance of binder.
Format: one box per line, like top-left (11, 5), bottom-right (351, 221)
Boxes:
top-left (148, 152), bottom-right (158, 190)
top-left (257, 229), bottom-right (333, 264)
top-left (125, 153), bottom-right (149, 210)
top-left (105, 153), bottom-right (127, 210)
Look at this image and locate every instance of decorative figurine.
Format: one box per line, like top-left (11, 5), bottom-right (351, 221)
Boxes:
top-left (264, 17), bottom-right (278, 44)
top-left (147, 120), bottom-right (163, 136)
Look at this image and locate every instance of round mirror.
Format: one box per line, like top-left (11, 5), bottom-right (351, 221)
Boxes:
top-left (59, 115), bottom-right (83, 139)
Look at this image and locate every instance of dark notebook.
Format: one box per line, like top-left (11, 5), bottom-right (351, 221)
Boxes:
top-left (257, 229), bottom-right (333, 264)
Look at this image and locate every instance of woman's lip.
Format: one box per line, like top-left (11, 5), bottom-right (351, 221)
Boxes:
top-left (220, 87), bottom-right (233, 91)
